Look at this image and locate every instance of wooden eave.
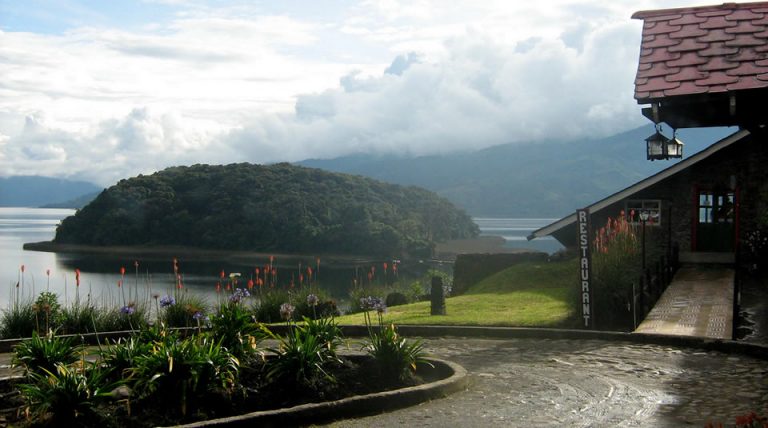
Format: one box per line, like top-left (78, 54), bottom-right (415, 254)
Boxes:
top-left (638, 89), bottom-right (768, 129)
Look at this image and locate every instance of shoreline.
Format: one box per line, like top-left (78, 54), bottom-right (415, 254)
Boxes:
top-left (22, 241), bottom-right (379, 266)
top-left (23, 235), bottom-right (533, 266)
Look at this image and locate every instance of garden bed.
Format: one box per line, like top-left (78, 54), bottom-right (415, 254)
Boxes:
top-left (0, 356), bottom-right (465, 428)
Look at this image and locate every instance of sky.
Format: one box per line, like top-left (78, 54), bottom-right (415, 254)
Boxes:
top-left (0, 0), bottom-right (713, 186)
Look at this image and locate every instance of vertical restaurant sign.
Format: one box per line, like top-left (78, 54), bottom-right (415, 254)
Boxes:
top-left (577, 208), bottom-right (594, 329)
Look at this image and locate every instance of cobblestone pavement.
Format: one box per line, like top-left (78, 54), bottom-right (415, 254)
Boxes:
top-left (326, 337), bottom-right (768, 428)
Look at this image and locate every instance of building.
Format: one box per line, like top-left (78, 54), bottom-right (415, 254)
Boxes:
top-left (529, 2), bottom-right (768, 264)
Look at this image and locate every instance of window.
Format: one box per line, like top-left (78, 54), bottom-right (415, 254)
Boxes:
top-left (625, 200), bottom-right (661, 226)
top-left (698, 192), bottom-right (734, 224)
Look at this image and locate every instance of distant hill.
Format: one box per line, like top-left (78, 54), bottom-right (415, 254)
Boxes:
top-left (40, 191), bottom-right (101, 209)
top-left (301, 125), bottom-right (733, 217)
top-left (53, 163), bottom-right (478, 257)
top-left (0, 176), bottom-right (102, 208)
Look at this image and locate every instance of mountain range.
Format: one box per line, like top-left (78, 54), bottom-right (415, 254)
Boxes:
top-left (0, 176), bottom-right (102, 208)
top-left (301, 125), bottom-right (733, 217)
top-left (0, 124), bottom-right (733, 216)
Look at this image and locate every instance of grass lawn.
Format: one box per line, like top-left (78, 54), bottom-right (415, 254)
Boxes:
top-left (336, 259), bottom-right (579, 327)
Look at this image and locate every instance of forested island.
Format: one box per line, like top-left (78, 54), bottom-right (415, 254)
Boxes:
top-left (52, 163), bottom-right (478, 257)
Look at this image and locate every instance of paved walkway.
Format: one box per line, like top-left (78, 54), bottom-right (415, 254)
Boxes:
top-left (635, 264), bottom-right (734, 339)
top-left (326, 337), bottom-right (767, 427)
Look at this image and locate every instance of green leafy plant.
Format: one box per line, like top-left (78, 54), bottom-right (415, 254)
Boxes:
top-left (95, 303), bottom-right (149, 332)
top-left (253, 289), bottom-right (291, 323)
top-left (18, 363), bottom-right (119, 424)
top-left (159, 292), bottom-right (209, 328)
top-left (98, 336), bottom-right (152, 382)
top-left (263, 323), bottom-right (342, 389)
top-left (300, 316), bottom-right (343, 356)
top-left (359, 296), bottom-right (430, 381)
top-left (210, 291), bottom-right (262, 359)
top-left (0, 301), bottom-right (35, 339)
top-left (59, 302), bottom-right (100, 334)
top-left (33, 291), bottom-right (62, 332)
top-left (292, 289), bottom-right (340, 320)
top-left (13, 330), bottom-right (79, 375)
top-left (262, 303), bottom-right (342, 389)
top-left (131, 335), bottom-right (239, 417)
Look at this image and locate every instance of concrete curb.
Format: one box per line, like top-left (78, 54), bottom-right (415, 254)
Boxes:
top-left (3, 325), bottom-right (766, 359)
top-left (160, 357), bottom-right (468, 428)
top-left (363, 325), bottom-right (768, 360)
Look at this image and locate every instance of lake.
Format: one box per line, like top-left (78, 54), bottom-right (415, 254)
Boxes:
top-left (0, 208), bottom-right (562, 309)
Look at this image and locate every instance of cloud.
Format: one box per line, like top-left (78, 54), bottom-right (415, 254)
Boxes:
top-left (226, 22), bottom-right (646, 161)
top-left (0, 0), bottom-right (710, 186)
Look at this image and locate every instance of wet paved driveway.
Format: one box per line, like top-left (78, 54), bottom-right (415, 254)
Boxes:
top-left (328, 337), bottom-right (768, 427)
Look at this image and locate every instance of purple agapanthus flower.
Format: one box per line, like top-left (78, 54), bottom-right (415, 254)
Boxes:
top-left (120, 305), bottom-right (135, 315)
top-left (359, 296), bottom-right (383, 311)
top-left (374, 300), bottom-right (387, 314)
top-left (279, 303), bottom-right (295, 321)
top-left (159, 295), bottom-right (175, 308)
top-left (306, 293), bottom-right (319, 307)
top-left (192, 311), bottom-right (207, 321)
top-left (229, 288), bottom-right (250, 303)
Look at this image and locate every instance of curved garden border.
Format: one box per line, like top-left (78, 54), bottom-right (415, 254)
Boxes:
top-left (163, 357), bottom-right (467, 428)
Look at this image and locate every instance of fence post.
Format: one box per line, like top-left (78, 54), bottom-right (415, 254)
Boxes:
top-left (638, 275), bottom-right (646, 318)
top-left (430, 276), bottom-right (446, 316)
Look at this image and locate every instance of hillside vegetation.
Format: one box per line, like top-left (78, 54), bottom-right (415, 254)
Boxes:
top-left (53, 163), bottom-right (478, 257)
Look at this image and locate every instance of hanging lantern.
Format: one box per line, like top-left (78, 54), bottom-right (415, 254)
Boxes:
top-left (645, 126), bottom-right (683, 161)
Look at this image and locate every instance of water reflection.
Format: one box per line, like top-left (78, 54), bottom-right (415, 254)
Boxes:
top-left (2, 208), bottom-right (438, 309)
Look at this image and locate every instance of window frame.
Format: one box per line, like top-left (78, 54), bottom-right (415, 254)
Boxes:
top-left (625, 199), bottom-right (662, 226)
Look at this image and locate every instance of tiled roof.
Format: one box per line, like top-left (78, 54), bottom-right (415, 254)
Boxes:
top-left (633, 2), bottom-right (768, 101)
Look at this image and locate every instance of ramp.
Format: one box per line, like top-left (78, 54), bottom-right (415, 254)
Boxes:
top-left (634, 265), bottom-right (734, 339)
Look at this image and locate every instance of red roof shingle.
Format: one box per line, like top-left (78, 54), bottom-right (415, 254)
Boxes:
top-left (633, 2), bottom-right (768, 101)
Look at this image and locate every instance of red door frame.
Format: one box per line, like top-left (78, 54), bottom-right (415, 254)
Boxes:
top-left (691, 184), bottom-right (740, 252)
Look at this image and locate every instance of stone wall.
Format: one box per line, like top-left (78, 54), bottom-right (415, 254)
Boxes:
top-left (453, 252), bottom-right (549, 295)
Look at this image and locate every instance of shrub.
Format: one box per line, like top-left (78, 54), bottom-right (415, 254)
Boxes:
top-left (385, 292), bottom-right (408, 307)
top-left (18, 363), bottom-right (118, 424)
top-left (159, 292), bottom-right (209, 328)
top-left (210, 294), bottom-right (262, 359)
top-left (253, 289), bottom-right (291, 323)
top-left (98, 336), bottom-right (152, 382)
top-left (59, 302), bottom-right (100, 335)
top-left (263, 320), bottom-right (342, 389)
top-left (422, 269), bottom-right (453, 298)
top-left (0, 301), bottom-right (35, 339)
top-left (359, 296), bottom-right (430, 381)
top-left (300, 316), bottom-right (343, 356)
top-left (13, 330), bottom-right (80, 376)
top-left (293, 289), bottom-right (340, 320)
top-left (365, 323), bottom-right (429, 382)
top-left (132, 335), bottom-right (240, 417)
top-left (34, 292), bottom-right (62, 332)
top-left (591, 212), bottom-right (641, 331)
top-left (95, 304), bottom-right (149, 332)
